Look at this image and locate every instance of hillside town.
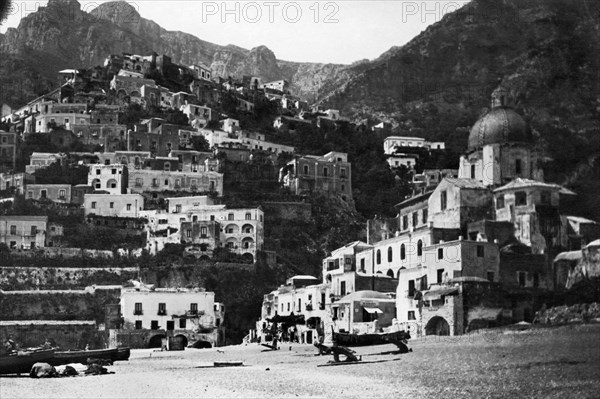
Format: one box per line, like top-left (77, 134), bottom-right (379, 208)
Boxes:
top-left (1, 48), bottom-right (598, 357)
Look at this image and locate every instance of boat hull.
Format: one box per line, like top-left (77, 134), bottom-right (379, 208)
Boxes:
top-left (0, 350), bottom-right (55, 375)
top-left (50, 347), bottom-right (130, 366)
top-left (333, 330), bottom-right (411, 347)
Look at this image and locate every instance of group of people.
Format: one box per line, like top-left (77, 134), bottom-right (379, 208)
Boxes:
top-left (264, 323), bottom-right (303, 344)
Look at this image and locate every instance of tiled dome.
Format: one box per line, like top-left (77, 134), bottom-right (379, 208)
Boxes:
top-left (468, 107), bottom-right (531, 151)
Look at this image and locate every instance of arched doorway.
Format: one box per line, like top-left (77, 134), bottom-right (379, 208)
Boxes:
top-left (425, 316), bottom-right (450, 336)
top-left (191, 340), bottom-right (212, 349)
top-left (173, 334), bottom-right (188, 350)
top-left (148, 334), bottom-right (166, 348)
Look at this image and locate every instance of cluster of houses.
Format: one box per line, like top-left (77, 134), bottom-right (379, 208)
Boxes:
top-left (0, 50), bottom-right (363, 348)
top-left (0, 50), bottom-right (359, 262)
top-left (256, 88), bottom-right (600, 341)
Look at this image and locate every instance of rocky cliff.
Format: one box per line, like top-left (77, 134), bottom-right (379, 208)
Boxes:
top-left (0, 0), bottom-right (353, 107)
top-left (320, 0), bottom-right (600, 125)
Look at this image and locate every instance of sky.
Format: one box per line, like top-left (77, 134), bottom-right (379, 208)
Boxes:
top-left (0, 0), bottom-right (470, 64)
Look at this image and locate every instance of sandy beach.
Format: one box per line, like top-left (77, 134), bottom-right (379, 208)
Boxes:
top-left (1, 324), bottom-right (599, 399)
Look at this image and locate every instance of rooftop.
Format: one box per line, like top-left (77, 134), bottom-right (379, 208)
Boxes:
top-left (494, 178), bottom-right (575, 194)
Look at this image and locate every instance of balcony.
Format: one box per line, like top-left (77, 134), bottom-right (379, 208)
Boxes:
top-left (157, 310), bottom-right (167, 316)
top-left (134, 310), bottom-right (143, 315)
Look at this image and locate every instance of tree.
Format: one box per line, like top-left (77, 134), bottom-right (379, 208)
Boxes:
top-left (188, 135), bottom-right (210, 152)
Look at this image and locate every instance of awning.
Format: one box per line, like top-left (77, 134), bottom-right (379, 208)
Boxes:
top-left (363, 307), bottom-right (383, 314)
top-left (423, 287), bottom-right (458, 301)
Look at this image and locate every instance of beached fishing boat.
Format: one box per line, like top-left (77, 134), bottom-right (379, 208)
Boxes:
top-left (333, 330), bottom-right (410, 347)
top-left (116, 347), bottom-right (131, 361)
top-left (50, 347), bottom-right (130, 366)
top-left (0, 349), bottom-right (55, 374)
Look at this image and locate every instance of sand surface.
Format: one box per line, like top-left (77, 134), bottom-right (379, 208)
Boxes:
top-left (1, 324), bottom-right (599, 399)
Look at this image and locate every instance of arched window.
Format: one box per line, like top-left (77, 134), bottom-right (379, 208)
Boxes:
top-left (387, 247), bottom-right (393, 262)
top-left (401, 244), bottom-right (406, 260)
top-left (387, 269), bottom-right (394, 278)
top-left (376, 249), bottom-right (381, 265)
top-left (417, 240), bottom-right (423, 257)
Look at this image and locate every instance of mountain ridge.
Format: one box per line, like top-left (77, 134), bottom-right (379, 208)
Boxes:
top-left (0, 0), bottom-right (357, 107)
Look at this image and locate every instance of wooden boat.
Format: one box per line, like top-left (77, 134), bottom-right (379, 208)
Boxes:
top-left (0, 349), bottom-right (55, 375)
top-left (333, 330), bottom-right (411, 347)
top-left (116, 347), bottom-right (130, 361)
top-left (213, 361), bottom-right (244, 367)
top-left (50, 348), bottom-right (119, 366)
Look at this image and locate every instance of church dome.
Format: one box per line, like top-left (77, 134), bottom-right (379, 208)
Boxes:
top-left (468, 107), bottom-right (531, 151)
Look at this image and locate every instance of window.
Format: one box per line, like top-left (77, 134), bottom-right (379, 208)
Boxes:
top-left (228, 213), bottom-right (234, 221)
top-left (533, 272), bottom-right (540, 288)
top-left (27, 191), bottom-right (33, 199)
top-left (360, 258), bottom-right (365, 272)
top-left (151, 320), bottom-right (159, 330)
top-left (401, 244), bottom-right (406, 260)
top-left (59, 189), bottom-right (66, 199)
top-left (437, 248), bottom-right (444, 260)
top-left (376, 249), bottom-right (381, 265)
top-left (515, 159), bottom-right (522, 175)
top-left (518, 271), bottom-right (526, 287)
top-left (412, 212), bottom-right (418, 228)
top-left (540, 191), bottom-right (551, 205)
top-left (440, 190), bottom-right (447, 211)
top-left (340, 281), bottom-right (346, 296)
top-left (437, 269), bottom-right (444, 283)
top-left (476, 245), bottom-right (484, 257)
top-left (417, 240), bottom-right (423, 257)
top-left (10, 225), bottom-right (16, 235)
top-left (341, 168), bottom-right (346, 178)
top-left (179, 318), bottom-right (186, 329)
top-left (30, 226), bottom-right (37, 236)
top-left (408, 280), bottom-right (415, 297)
top-left (387, 247), bottom-right (393, 262)
top-left (487, 272), bottom-right (494, 282)
top-left (323, 167), bottom-right (328, 177)
top-left (186, 230), bottom-right (192, 238)
top-left (135, 320), bottom-right (142, 330)
top-left (303, 165), bottom-right (309, 175)
top-left (158, 303), bottom-right (166, 315)
top-left (96, 169), bottom-right (101, 175)
top-left (134, 303), bottom-right (143, 315)
top-left (200, 227), bottom-right (207, 237)
top-left (91, 202), bottom-right (96, 209)
top-left (402, 215), bottom-right (408, 230)
top-left (471, 164), bottom-right (476, 179)
top-left (245, 213), bottom-right (251, 220)
top-left (164, 179), bottom-right (169, 186)
top-left (496, 195), bottom-right (505, 209)
top-left (127, 204), bottom-right (132, 211)
top-left (422, 209), bottom-right (428, 224)
top-left (408, 311), bottom-right (416, 320)
top-left (515, 191), bottom-right (527, 206)
top-left (287, 303), bottom-right (290, 312)
top-left (111, 168), bottom-right (117, 175)
top-left (109, 202), bottom-right (114, 209)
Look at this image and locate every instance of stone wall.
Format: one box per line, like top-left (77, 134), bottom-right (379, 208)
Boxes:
top-left (0, 287), bottom-right (122, 324)
top-left (0, 266), bottom-right (138, 289)
top-left (0, 321), bottom-right (107, 350)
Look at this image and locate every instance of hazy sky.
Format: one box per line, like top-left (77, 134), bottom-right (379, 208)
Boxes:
top-left (0, 1), bottom-right (470, 64)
